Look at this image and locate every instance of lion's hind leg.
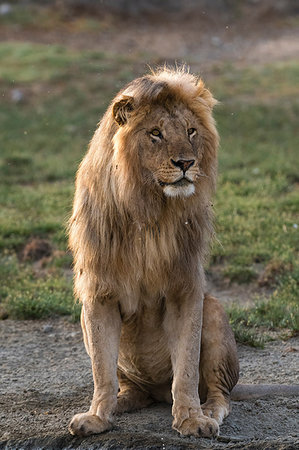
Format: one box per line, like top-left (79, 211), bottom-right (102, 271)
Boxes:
top-left (116, 369), bottom-right (153, 414)
top-left (199, 294), bottom-right (239, 425)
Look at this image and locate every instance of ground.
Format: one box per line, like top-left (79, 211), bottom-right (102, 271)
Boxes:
top-left (0, 318), bottom-right (298, 450)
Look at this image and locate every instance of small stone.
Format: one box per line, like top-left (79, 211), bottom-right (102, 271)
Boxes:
top-left (11, 89), bottom-right (24, 103)
top-left (284, 346), bottom-right (298, 353)
top-left (0, 431), bottom-right (10, 440)
top-left (42, 324), bottom-right (54, 333)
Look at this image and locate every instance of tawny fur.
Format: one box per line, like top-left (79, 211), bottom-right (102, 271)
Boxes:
top-left (68, 67), bottom-right (239, 439)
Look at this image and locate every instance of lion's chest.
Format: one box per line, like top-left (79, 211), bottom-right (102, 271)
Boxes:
top-left (119, 220), bottom-right (193, 273)
top-left (104, 219), bottom-right (199, 315)
top-left (113, 224), bottom-right (178, 297)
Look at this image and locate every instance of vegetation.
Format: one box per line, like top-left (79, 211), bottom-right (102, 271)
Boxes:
top-left (0, 40), bottom-right (298, 345)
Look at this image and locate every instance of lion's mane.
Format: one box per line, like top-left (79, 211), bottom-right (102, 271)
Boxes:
top-left (69, 68), bottom-right (219, 315)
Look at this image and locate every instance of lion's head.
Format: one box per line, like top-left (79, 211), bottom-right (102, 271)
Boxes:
top-left (110, 68), bottom-right (219, 205)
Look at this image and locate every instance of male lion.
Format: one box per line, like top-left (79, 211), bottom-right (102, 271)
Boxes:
top-left (68, 67), bottom-right (239, 439)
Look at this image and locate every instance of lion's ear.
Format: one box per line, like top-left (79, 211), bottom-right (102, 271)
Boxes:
top-left (113, 96), bottom-right (134, 126)
top-left (196, 80), bottom-right (218, 110)
top-left (201, 88), bottom-right (218, 109)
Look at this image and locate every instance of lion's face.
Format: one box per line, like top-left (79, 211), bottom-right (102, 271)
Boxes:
top-left (113, 101), bottom-right (211, 199)
top-left (136, 104), bottom-right (205, 198)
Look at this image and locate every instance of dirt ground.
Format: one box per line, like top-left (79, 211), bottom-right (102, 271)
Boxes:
top-left (0, 318), bottom-right (298, 450)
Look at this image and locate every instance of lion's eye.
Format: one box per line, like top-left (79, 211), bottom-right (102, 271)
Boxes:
top-left (150, 129), bottom-right (163, 139)
top-left (187, 128), bottom-right (197, 137)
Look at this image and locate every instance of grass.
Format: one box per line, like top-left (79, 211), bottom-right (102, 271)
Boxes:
top-left (210, 67), bottom-right (299, 345)
top-left (0, 41), bottom-right (136, 323)
top-left (0, 39), bottom-right (298, 345)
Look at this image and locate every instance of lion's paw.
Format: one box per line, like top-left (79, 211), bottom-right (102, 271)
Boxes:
top-left (201, 398), bottom-right (229, 425)
top-left (201, 404), bottom-right (228, 425)
top-left (173, 415), bottom-right (219, 438)
top-left (68, 412), bottom-right (113, 436)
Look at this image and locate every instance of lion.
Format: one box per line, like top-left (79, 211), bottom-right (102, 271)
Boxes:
top-left (68, 67), bottom-right (239, 439)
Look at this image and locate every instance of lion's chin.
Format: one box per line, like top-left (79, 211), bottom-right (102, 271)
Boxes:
top-left (163, 183), bottom-right (195, 198)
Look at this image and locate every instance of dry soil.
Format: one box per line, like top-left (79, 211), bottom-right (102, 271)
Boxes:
top-left (0, 318), bottom-right (298, 450)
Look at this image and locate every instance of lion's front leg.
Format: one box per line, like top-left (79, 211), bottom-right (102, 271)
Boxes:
top-left (69, 298), bottom-right (121, 436)
top-left (164, 285), bottom-right (219, 438)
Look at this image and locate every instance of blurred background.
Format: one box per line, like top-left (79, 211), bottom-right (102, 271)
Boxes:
top-left (0, 0), bottom-right (298, 346)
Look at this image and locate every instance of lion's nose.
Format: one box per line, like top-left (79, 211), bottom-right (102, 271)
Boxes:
top-left (171, 158), bottom-right (195, 173)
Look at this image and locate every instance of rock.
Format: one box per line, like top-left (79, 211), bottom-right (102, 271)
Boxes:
top-left (11, 89), bottom-right (24, 103)
top-left (42, 324), bottom-right (54, 333)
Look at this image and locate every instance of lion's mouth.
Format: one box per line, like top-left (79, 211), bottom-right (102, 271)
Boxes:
top-left (158, 177), bottom-right (193, 187)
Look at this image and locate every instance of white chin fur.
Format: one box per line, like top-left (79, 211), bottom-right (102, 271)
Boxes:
top-left (163, 184), bottom-right (195, 198)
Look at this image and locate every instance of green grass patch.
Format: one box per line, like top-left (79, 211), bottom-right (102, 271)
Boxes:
top-left (0, 41), bottom-right (298, 345)
top-left (0, 253), bottom-right (81, 320)
top-left (212, 66), bottom-right (299, 342)
top-left (227, 271), bottom-right (298, 348)
top-left (211, 60), bottom-right (299, 102)
top-left (0, 41), bottom-right (136, 321)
